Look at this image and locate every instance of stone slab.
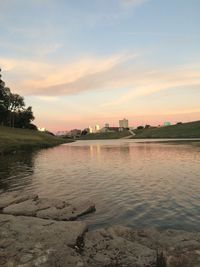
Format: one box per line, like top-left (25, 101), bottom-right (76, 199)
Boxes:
top-left (83, 225), bottom-right (200, 267)
top-left (1, 192), bottom-right (95, 221)
top-left (0, 192), bottom-right (38, 209)
top-left (0, 214), bottom-right (87, 267)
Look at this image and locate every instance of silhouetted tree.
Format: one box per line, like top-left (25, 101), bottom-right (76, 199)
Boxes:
top-left (137, 126), bottom-right (144, 130)
top-left (0, 68), bottom-right (35, 128)
top-left (15, 106), bottom-right (35, 128)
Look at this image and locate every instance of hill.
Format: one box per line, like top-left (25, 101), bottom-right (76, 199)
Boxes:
top-left (79, 130), bottom-right (131, 140)
top-left (133, 121), bottom-right (200, 139)
top-left (0, 126), bottom-right (71, 154)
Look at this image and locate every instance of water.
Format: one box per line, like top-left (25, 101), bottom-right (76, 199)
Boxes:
top-left (0, 139), bottom-right (200, 231)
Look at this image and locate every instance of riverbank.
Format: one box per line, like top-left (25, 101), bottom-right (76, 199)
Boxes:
top-left (79, 130), bottom-right (131, 140)
top-left (0, 126), bottom-right (72, 154)
top-left (0, 192), bottom-right (200, 267)
top-left (133, 120), bottom-right (200, 139)
top-left (78, 121), bottom-right (200, 140)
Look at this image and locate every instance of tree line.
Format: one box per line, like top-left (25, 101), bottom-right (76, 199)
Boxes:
top-left (0, 68), bottom-right (36, 129)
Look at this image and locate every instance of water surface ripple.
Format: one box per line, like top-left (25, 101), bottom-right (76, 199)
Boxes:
top-left (0, 140), bottom-right (200, 231)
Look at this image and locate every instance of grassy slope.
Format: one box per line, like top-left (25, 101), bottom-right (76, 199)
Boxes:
top-left (133, 121), bottom-right (200, 139)
top-left (79, 130), bottom-right (130, 140)
top-left (0, 126), bottom-right (69, 154)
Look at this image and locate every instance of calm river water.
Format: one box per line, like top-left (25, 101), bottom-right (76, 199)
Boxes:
top-left (0, 140), bottom-right (200, 231)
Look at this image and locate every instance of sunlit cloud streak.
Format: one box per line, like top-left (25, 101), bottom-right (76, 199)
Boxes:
top-left (1, 54), bottom-right (200, 107)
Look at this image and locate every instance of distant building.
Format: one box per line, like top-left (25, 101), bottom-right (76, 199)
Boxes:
top-left (38, 127), bottom-right (46, 132)
top-left (88, 126), bottom-right (93, 133)
top-left (56, 131), bottom-right (68, 136)
top-left (119, 118), bottom-right (129, 128)
top-left (163, 122), bottom-right (171, 127)
top-left (69, 129), bottom-right (82, 137)
top-left (105, 123), bottom-right (109, 128)
top-left (94, 124), bottom-right (100, 133)
top-left (100, 126), bottom-right (119, 133)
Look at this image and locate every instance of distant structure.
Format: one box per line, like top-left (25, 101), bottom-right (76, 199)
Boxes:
top-left (56, 130), bottom-right (68, 136)
top-left (163, 122), bottom-right (171, 127)
top-left (119, 118), bottom-right (129, 128)
top-left (94, 124), bottom-right (100, 133)
top-left (105, 123), bottom-right (109, 128)
top-left (38, 127), bottom-right (46, 132)
top-left (69, 129), bottom-right (82, 138)
top-left (100, 126), bottom-right (119, 133)
top-left (88, 126), bottom-right (93, 133)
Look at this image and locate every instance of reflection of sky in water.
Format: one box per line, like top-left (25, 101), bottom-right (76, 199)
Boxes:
top-left (0, 140), bottom-right (200, 231)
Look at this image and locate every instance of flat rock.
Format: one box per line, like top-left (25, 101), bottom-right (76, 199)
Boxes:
top-left (3, 199), bottom-right (38, 216)
top-left (0, 214), bottom-right (200, 267)
top-left (0, 214), bottom-right (87, 267)
top-left (83, 225), bottom-right (200, 267)
top-left (83, 226), bottom-right (156, 267)
top-left (37, 200), bottom-right (96, 221)
top-left (1, 192), bottom-right (200, 266)
top-left (1, 192), bottom-right (95, 221)
top-left (0, 191), bottom-right (38, 209)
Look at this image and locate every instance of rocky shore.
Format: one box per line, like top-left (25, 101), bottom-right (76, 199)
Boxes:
top-left (0, 192), bottom-right (200, 267)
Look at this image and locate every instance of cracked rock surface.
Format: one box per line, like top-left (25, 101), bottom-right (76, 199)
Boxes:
top-left (0, 192), bottom-right (95, 221)
top-left (0, 192), bottom-right (200, 267)
top-left (83, 226), bottom-right (200, 267)
top-left (0, 214), bottom-right (87, 267)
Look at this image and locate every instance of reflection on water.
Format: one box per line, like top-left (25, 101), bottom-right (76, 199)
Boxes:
top-left (0, 152), bottom-right (35, 192)
top-left (0, 140), bottom-right (200, 231)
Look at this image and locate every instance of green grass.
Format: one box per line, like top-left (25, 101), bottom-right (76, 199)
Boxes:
top-left (0, 126), bottom-right (71, 154)
top-left (132, 121), bottom-right (200, 139)
top-left (79, 130), bottom-right (131, 140)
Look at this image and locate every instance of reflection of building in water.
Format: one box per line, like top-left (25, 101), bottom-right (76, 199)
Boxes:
top-left (119, 118), bottom-right (129, 128)
top-left (89, 144), bottom-right (101, 159)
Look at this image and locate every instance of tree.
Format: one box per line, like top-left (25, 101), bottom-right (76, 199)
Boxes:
top-left (15, 106), bottom-right (35, 128)
top-left (9, 93), bottom-right (25, 127)
top-left (0, 68), bottom-right (35, 128)
top-left (0, 68), bottom-right (10, 125)
top-left (137, 126), bottom-right (144, 130)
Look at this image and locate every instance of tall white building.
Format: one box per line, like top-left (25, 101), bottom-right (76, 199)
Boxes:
top-left (119, 118), bottom-right (129, 128)
top-left (94, 124), bottom-right (100, 133)
top-left (88, 126), bottom-right (93, 133)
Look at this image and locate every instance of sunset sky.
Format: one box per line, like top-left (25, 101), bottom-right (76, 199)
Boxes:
top-left (1, 0), bottom-right (200, 131)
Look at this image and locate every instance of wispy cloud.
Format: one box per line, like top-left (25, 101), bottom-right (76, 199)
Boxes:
top-left (0, 52), bottom-right (138, 94)
top-left (126, 32), bottom-right (200, 41)
top-left (0, 40), bottom-right (62, 57)
top-left (1, 54), bottom-right (200, 106)
top-left (103, 66), bottom-right (200, 106)
top-left (121, 0), bottom-right (149, 7)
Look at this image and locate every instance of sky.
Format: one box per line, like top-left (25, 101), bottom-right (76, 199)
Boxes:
top-left (0, 0), bottom-right (200, 131)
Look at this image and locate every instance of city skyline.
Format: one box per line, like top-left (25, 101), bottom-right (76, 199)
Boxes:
top-left (1, 0), bottom-right (200, 131)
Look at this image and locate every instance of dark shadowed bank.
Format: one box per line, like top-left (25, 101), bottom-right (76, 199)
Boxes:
top-left (0, 126), bottom-right (73, 154)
